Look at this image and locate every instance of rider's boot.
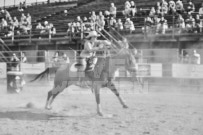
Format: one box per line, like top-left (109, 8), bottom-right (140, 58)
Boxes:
top-left (75, 57), bottom-right (86, 71)
top-left (86, 57), bottom-right (97, 72)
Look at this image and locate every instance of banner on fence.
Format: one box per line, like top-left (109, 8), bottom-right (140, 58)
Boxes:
top-left (0, 63), bottom-right (7, 79)
top-left (172, 64), bottom-right (203, 78)
top-left (117, 63), bottom-right (162, 77)
top-left (21, 63), bottom-right (46, 74)
top-left (137, 63), bottom-right (162, 77)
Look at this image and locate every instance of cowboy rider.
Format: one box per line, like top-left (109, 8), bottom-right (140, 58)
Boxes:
top-left (78, 31), bottom-right (111, 71)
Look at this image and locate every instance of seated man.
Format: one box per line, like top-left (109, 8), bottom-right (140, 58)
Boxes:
top-left (160, 0), bottom-right (168, 15)
top-left (156, 16), bottom-right (168, 34)
top-left (76, 31), bottom-right (111, 71)
top-left (142, 16), bottom-right (153, 34)
top-left (185, 15), bottom-right (195, 33)
top-left (176, 0), bottom-right (184, 14)
top-left (168, 0), bottom-right (176, 15)
top-left (110, 3), bottom-right (117, 18)
top-left (123, 1), bottom-right (131, 17)
top-left (176, 14), bottom-right (185, 33)
top-left (199, 3), bottom-right (203, 17)
top-left (186, 0), bottom-right (195, 14)
top-left (124, 18), bottom-right (135, 33)
top-left (130, 1), bottom-right (137, 17)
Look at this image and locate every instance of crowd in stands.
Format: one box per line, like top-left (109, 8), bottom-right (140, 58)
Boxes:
top-left (1, 0), bottom-right (203, 40)
top-left (65, 0), bottom-right (203, 36)
top-left (142, 0), bottom-right (203, 34)
top-left (181, 49), bottom-right (201, 64)
top-left (0, 8), bottom-right (32, 37)
top-left (36, 21), bottom-right (56, 37)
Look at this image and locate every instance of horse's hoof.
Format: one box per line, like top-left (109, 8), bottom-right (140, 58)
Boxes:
top-left (123, 105), bottom-right (129, 109)
top-left (97, 112), bottom-right (104, 116)
top-left (45, 106), bottom-right (52, 110)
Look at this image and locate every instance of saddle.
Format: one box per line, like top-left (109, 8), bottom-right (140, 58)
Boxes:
top-left (74, 57), bottom-right (95, 72)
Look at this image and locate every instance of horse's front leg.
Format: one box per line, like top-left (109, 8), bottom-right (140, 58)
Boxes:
top-left (107, 81), bottom-right (128, 108)
top-left (94, 82), bottom-right (103, 116)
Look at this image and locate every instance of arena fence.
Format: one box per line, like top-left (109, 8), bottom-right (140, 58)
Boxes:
top-left (0, 49), bottom-right (202, 92)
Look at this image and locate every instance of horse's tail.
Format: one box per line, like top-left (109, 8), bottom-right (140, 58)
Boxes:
top-left (30, 67), bottom-right (58, 82)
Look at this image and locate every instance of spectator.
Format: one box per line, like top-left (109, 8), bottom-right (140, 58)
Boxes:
top-left (185, 15), bottom-right (195, 33)
top-left (26, 13), bottom-right (32, 25)
top-left (40, 21), bottom-right (50, 34)
top-left (116, 19), bottom-right (124, 31)
top-left (13, 17), bottom-right (19, 29)
top-left (83, 17), bottom-right (94, 32)
top-left (156, 16), bottom-right (168, 34)
top-left (123, 1), bottom-right (131, 17)
top-left (10, 53), bottom-right (20, 71)
top-left (199, 3), bottom-right (203, 17)
top-left (75, 16), bottom-right (82, 32)
top-left (76, 16), bottom-right (83, 24)
top-left (110, 3), bottom-right (117, 18)
top-left (191, 50), bottom-right (201, 64)
top-left (0, 18), bottom-right (8, 30)
top-left (61, 53), bottom-right (70, 63)
top-left (67, 22), bottom-right (72, 35)
top-left (90, 11), bottom-right (97, 22)
top-left (168, 0), bottom-right (176, 15)
top-left (104, 10), bottom-right (110, 30)
top-left (109, 17), bottom-right (117, 29)
top-left (20, 13), bottom-right (26, 23)
top-left (124, 18), bottom-right (135, 33)
top-left (176, 0), bottom-right (184, 14)
top-left (19, 17), bottom-right (31, 34)
top-left (176, 14), bottom-right (185, 33)
top-left (152, 15), bottom-right (160, 31)
top-left (160, 0), bottom-right (168, 15)
top-left (4, 25), bottom-right (14, 37)
top-left (4, 10), bottom-right (11, 20)
top-left (7, 17), bottom-right (13, 26)
top-left (142, 16), bottom-right (153, 34)
top-left (194, 14), bottom-right (201, 33)
top-left (21, 52), bottom-right (27, 63)
top-left (130, 1), bottom-right (137, 17)
top-left (96, 11), bottom-right (105, 30)
top-left (36, 22), bottom-right (44, 34)
top-left (155, 2), bottom-right (161, 15)
top-left (52, 52), bottom-right (59, 63)
top-left (186, 0), bottom-right (195, 14)
top-left (63, 10), bottom-right (68, 17)
top-left (23, 1), bottom-right (27, 10)
top-left (149, 7), bottom-right (156, 17)
top-left (181, 51), bottom-right (190, 64)
top-left (18, 2), bottom-right (24, 12)
top-left (49, 23), bottom-right (56, 35)
top-left (36, 22), bottom-right (44, 30)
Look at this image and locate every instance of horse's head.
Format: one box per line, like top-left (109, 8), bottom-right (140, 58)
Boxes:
top-left (112, 48), bottom-right (138, 72)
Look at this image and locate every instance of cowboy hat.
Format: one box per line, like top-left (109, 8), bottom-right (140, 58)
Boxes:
top-left (86, 31), bottom-right (100, 38)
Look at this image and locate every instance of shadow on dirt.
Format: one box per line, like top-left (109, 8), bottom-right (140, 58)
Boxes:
top-left (0, 111), bottom-right (69, 121)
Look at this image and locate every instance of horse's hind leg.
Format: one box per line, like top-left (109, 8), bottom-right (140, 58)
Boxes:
top-left (107, 81), bottom-right (128, 108)
top-left (45, 90), bottom-right (53, 109)
top-left (45, 81), bottom-right (68, 110)
top-left (94, 83), bottom-right (103, 116)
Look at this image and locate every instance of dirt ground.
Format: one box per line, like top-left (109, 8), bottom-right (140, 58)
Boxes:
top-left (0, 80), bottom-right (203, 135)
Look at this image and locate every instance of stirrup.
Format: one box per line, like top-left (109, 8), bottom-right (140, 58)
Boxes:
top-left (75, 63), bottom-right (83, 67)
top-left (86, 64), bottom-right (95, 72)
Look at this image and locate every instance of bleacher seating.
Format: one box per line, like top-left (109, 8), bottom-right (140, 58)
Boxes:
top-left (0, 0), bottom-right (203, 50)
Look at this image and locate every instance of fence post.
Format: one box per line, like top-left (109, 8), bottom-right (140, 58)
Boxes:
top-left (172, 13), bottom-right (175, 39)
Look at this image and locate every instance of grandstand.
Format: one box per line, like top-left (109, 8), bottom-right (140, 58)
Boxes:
top-left (0, 0), bottom-right (203, 71)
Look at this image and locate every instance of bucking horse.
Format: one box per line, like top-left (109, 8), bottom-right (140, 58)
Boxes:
top-left (31, 42), bottom-right (140, 116)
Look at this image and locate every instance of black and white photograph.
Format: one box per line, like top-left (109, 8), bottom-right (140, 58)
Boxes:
top-left (0, 0), bottom-right (203, 134)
